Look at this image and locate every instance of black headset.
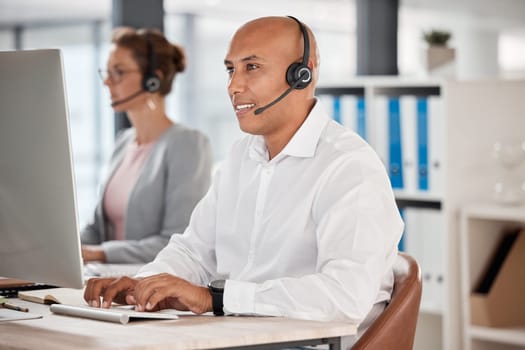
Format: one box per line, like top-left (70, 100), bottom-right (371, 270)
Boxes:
top-left (253, 16), bottom-right (313, 115)
top-left (285, 16), bottom-right (312, 90)
top-left (142, 35), bottom-right (162, 93)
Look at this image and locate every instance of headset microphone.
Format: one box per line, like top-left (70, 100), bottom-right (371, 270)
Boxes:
top-left (253, 16), bottom-right (312, 116)
top-left (254, 71), bottom-right (309, 115)
top-left (110, 89), bottom-right (145, 107)
top-left (110, 33), bottom-right (161, 108)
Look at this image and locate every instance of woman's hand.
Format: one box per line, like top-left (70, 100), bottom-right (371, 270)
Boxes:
top-left (81, 244), bottom-right (107, 263)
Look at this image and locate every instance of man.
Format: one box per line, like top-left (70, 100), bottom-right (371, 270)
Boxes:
top-left (84, 16), bottom-right (403, 345)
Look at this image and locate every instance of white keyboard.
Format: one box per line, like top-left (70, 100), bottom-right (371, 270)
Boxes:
top-left (84, 263), bottom-right (144, 278)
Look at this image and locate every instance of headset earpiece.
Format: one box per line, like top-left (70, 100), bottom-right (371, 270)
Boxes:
top-left (143, 75), bottom-right (161, 92)
top-left (142, 36), bottom-right (161, 93)
top-left (254, 16), bottom-right (312, 115)
top-left (286, 62), bottom-right (311, 90)
top-left (285, 16), bottom-right (312, 90)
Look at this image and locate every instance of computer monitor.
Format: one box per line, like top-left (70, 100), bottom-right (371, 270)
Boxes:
top-left (0, 49), bottom-right (84, 288)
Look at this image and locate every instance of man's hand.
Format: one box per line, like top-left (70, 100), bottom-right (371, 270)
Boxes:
top-left (82, 244), bottom-right (107, 263)
top-left (84, 276), bottom-right (138, 308)
top-left (133, 273), bottom-right (212, 314)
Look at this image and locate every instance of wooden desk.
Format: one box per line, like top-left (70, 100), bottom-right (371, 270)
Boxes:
top-left (0, 299), bottom-right (356, 350)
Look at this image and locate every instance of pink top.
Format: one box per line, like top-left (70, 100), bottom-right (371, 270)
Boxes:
top-left (103, 140), bottom-right (155, 240)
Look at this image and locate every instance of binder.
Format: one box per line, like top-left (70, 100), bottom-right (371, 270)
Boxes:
top-left (318, 95), bottom-right (334, 120)
top-left (425, 208), bottom-right (444, 312)
top-left (373, 95), bottom-right (389, 169)
top-left (388, 97), bottom-right (403, 189)
top-left (428, 96), bottom-right (444, 196)
top-left (400, 96), bottom-right (417, 194)
top-left (356, 96), bottom-right (366, 140)
top-left (403, 207), bottom-right (444, 313)
top-left (403, 208), bottom-right (429, 307)
top-left (340, 95), bottom-right (357, 131)
top-left (332, 95), bottom-right (342, 124)
top-left (416, 97), bottom-right (429, 191)
top-left (398, 207), bottom-right (405, 252)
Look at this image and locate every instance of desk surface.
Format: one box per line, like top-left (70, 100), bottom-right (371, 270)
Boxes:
top-left (0, 299), bottom-right (356, 350)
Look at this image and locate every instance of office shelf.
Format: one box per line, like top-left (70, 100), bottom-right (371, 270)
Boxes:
top-left (318, 78), bottom-right (525, 350)
top-left (469, 325), bottom-right (525, 346)
top-left (461, 204), bottom-right (525, 350)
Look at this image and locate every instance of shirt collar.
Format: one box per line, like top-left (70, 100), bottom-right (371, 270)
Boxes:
top-left (249, 98), bottom-right (330, 162)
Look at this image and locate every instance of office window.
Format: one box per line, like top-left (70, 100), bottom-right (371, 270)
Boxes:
top-left (500, 31), bottom-right (525, 77)
top-left (0, 30), bottom-right (14, 50)
top-left (22, 23), bottom-right (114, 228)
top-left (165, 14), bottom-right (244, 162)
top-left (316, 30), bottom-right (356, 83)
top-left (163, 15), bottom-right (186, 126)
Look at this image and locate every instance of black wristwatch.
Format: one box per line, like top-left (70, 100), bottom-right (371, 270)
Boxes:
top-left (208, 279), bottom-right (225, 316)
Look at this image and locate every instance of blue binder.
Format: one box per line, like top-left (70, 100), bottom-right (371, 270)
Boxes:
top-left (332, 96), bottom-right (341, 124)
top-left (388, 97), bottom-right (403, 189)
top-left (398, 207), bottom-right (405, 252)
top-left (416, 98), bottom-right (429, 191)
top-left (357, 97), bottom-right (366, 140)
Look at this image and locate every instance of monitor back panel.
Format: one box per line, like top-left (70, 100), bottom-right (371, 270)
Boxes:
top-left (0, 49), bottom-right (84, 288)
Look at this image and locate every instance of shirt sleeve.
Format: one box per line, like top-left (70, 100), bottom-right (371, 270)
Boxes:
top-left (223, 152), bottom-right (404, 323)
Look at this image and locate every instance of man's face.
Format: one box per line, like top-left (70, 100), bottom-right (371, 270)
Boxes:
top-left (224, 22), bottom-right (302, 136)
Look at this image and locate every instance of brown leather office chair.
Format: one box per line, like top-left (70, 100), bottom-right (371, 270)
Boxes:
top-left (352, 252), bottom-right (422, 350)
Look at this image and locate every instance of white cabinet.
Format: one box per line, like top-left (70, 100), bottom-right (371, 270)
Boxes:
top-left (460, 204), bottom-right (525, 350)
top-left (317, 78), bottom-right (525, 350)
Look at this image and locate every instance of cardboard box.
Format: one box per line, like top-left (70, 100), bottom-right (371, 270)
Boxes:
top-left (470, 229), bottom-right (525, 327)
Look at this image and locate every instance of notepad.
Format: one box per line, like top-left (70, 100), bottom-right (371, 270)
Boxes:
top-left (18, 287), bottom-right (86, 306)
top-left (0, 308), bottom-right (43, 322)
top-left (49, 304), bottom-right (179, 325)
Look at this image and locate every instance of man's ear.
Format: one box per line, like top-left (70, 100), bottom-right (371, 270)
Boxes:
top-left (308, 60), bottom-right (314, 70)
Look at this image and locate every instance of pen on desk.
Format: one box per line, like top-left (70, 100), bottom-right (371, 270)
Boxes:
top-left (1, 302), bottom-right (29, 312)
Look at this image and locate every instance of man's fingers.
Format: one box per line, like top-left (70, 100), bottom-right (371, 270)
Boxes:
top-left (101, 276), bottom-right (137, 308)
top-left (124, 273), bottom-right (205, 314)
top-left (134, 274), bottom-right (181, 311)
top-left (84, 278), bottom-right (115, 307)
top-left (126, 294), bottom-right (136, 305)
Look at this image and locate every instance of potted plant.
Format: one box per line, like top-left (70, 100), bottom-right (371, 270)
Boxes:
top-left (423, 29), bottom-right (455, 77)
top-left (423, 30), bottom-right (452, 47)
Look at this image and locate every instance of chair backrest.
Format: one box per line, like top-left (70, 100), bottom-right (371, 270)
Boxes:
top-left (352, 252), bottom-right (422, 350)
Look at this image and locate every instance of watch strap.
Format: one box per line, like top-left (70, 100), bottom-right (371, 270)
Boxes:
top-left (209, 286), bottom-right (224, 316)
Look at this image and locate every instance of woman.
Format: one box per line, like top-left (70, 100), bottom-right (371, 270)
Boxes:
top-left (81, 27), bottom-right (212, 264)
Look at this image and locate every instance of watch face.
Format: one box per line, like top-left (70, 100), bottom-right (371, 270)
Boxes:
top-left (210, 279), bottom-right (225, 290)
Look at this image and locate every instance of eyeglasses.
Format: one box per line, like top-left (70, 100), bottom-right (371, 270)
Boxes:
top-left (98, 68), bottom-right (140, 84)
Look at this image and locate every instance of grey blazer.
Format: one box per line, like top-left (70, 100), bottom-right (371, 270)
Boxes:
top-left (80, 124), bottom-right (213, 263)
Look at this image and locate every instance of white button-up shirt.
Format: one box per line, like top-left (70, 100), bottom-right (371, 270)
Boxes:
top-left (137, 99), bottom-right (404, 323)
